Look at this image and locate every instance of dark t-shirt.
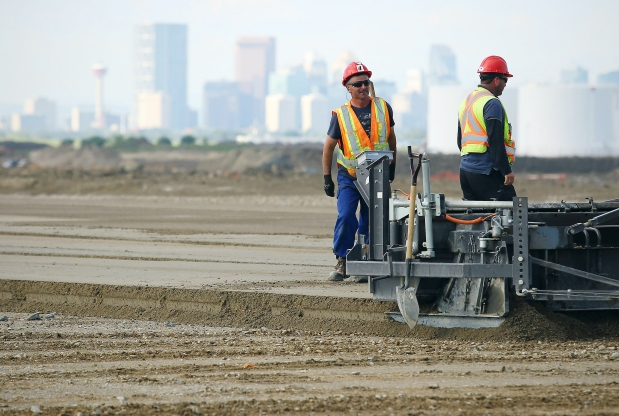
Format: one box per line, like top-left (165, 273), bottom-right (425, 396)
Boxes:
top-left (327, 100), bottom-right (395, 178)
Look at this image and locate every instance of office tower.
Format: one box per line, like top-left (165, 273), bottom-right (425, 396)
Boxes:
top-left (301, 93), bottom-right (328, 133)
top-left (303, 51), bottom-right (328, 94)
top-left (429, 44), bottom-right (458, 85)
top-left (561, 66), bottom-right (588, 84)
top-left (137, 92), bottom-right (171, 129)
top-left (391, 92), bottom-right (428, 130)
top-left (268, 66), bottom-right (309, 98)
top-left (23, 97), bottom-right (57, 130)
top-left (235, 37), bottom-right (275, 127)
top-left (265, 94), bottom-right (296, 132)
top-left (598, 70), bottom-right (619, 85)
top-left (134, 23), bottom-right (187, 129)
top-left (92, 63), bottom-right (107, 129)
top-left (405, 69), bottom-right (426, 95)
top-left (10, 114), bottom-right (46, 132)
top-left (70, 107), bottom-right (95, 132)
top-left (370, 80), bottom-right (396, 103)
top-left (202, 81), bottom-right (252, 130)
top-left (331, 51), bottom-right (357, 85)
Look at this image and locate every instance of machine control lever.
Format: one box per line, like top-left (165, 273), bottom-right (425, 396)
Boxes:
top-left (566, 207), bottom-right (619, 235)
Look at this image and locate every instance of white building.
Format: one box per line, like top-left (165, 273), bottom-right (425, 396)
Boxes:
top-left (24, 97), bottom-right (56, 130)
top-left (405, 69), bottom-right (426, 95)
top-left (516, 84), bottom-right (619, 157)
top-left (137, 92), bottom-right (171, 130)
top-left (11, 114), bottom-right (46, 132)
top-left (300, 93), bottom-right (328, 133)
top-left (427, 83), bottom-right (619, 157)
top-left (134, 24), bottom-right (188, 129)
top-left (427, 86), bottom-right (518, 154)
top-left (70, 107), bottom-right (95, 132)
top-left (265, 94), bottom-right (296, 133)
top-left (426, 86), bottom-right (473, 153)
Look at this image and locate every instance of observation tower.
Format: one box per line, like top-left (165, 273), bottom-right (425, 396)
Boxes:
top-left (92, 63), bottom-right (107, 129)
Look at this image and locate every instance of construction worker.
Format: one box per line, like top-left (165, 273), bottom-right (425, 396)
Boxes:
top-left (322, 61), bottom-right (397, 282)
top-left (457, 55), bottom-right (516, 201)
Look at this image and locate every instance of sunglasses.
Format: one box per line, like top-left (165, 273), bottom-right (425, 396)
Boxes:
top-left (348, 80), bottom-right (371, 88)
top-left (499, 77), bottom-right (508, 83)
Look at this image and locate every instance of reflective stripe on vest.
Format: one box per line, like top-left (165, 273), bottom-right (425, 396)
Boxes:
top-left (458, 88), bottom-right (516, 164)
top-left (333, 97), bottom-right (391, 174)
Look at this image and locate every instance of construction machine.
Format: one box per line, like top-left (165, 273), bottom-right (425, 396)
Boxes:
top-left (346, 148), bottom-right (619, 329)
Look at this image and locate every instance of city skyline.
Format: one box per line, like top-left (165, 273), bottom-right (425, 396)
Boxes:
top-left (2, 0), bottom-right (619, 113)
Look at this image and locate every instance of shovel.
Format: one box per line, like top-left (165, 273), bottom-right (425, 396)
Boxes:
top-left (396, 148), bottom-right (423, 328)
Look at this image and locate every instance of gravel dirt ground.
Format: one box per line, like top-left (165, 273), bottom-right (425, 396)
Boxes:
top-left (2, 164), bottom-right (619, 415)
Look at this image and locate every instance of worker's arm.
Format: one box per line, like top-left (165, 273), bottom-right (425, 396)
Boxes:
top-left (486, 119), bottom-right (514, 185)
top-left (457, 121), bottom-right (462, 151)
top-left (322, 135), bottom-right (338, 197)
top-left (388, 128), bottom-right (397, 182)
top-left (484, 101), bottom-right (514, 186)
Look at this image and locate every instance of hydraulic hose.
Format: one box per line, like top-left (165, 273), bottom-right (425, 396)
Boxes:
top-left (444, 213), bottom-right (496, 224)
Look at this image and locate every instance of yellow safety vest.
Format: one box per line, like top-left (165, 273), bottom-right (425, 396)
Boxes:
top-left (333, 97), bottom-right (391, 176)
top-left (458, 87), bottom-right (515, 163)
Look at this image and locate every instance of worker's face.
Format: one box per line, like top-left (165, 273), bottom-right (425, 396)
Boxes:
top-left (346, 74), bottom-right (370, 100)
top-left (494, 76), bottom-right (508, 96)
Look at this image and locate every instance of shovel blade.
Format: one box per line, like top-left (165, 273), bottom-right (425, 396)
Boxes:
top-left (395, 285), bottom-right (420, 329)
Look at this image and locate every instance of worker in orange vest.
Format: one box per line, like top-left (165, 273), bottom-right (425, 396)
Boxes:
top-left (458, 55), bottom-right (516, 201)
top-left (322, 61), bottom-right (397, 282)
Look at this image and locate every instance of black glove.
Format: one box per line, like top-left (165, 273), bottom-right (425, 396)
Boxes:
top-left (389, 162), bottom-right (396, 183)
top-left (323, 174), bottom-right (335, 197)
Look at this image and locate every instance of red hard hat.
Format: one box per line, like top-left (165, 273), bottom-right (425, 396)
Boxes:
top-left (342, 61), bottom-right (372, 86)
top-left (477, 55), bottom-right (513, 77)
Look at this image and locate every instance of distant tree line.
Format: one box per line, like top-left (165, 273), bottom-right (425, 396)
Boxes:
top-left (70, 134), bottom-right (251, 152)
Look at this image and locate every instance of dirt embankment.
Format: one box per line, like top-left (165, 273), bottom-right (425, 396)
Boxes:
top-left (11, 142), bottom-right (619, 176)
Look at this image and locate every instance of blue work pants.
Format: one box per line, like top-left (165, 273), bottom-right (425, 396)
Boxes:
top-left (333, 172), bottom-right (369, 258)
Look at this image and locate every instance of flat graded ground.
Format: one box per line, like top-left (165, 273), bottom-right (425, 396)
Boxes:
top-left (1, 173), bottom-right (619, 415)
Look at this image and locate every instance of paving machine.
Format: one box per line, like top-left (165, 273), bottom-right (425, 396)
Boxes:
top-left (346, 148), bottom-right (619, 329)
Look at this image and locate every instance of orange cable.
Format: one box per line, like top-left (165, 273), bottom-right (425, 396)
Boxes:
top-left (444, 213), bottom-right (496, 224)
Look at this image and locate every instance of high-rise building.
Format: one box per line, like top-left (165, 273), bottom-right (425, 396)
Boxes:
top-left (70, 107), bottom-right (94, 132)
top-left (598, 70), bottom-right (619, 85)
top-left (235, 37), bottom-right (275, 127)
top-left (265, 94), bottom-right (296, 133)
top-left (202, 81), bottom-right (252, 130)
top-left (268, 66), bottom-right (309, 98)
top-left (134, 23), bottom-right (188, 129)
top-left (23, 97), bottom-right (56, 130)
top-left (561, 66), bottom-right (588, 84)
top-left (301, 93), bottom-right (329, 133)
top-left (331, 51), bottom-right (357, 85)
top-left (405, 69), bottom-right (426, 95)
top-left (137, 92), bottom-right (171, 129)
top-left (392, 92), bottom-right (428, 131)
top-left (11, 114), bottom-right (46, 132)
top-left (303, 51), bottom-right (328, 94)
top-left (429, 45), bottom-right (458, 85)
top-left (371, 80), bottom-right (397, 104)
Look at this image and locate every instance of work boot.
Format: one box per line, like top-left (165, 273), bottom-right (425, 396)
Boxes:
top-left (350, 275), bottom-right (368, 283)
top-left (327, 256), bottom-right (347, 281)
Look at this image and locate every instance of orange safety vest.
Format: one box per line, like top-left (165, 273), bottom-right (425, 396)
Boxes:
top-left (333, 97), bottom-right (391, 176)
top-left (458, 87), bottom-right (515, 164)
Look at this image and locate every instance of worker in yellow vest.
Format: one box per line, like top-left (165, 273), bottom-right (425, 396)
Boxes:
top-left (322, 61), bottom-right (397, 282)
top-left (457, 55), bottom-right (516, 201)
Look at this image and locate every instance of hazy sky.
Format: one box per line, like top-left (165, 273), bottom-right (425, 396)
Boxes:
top-left (2, 0), bottom-right (619, 113)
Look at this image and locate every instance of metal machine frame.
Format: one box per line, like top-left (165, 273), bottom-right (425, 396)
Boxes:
top-left (346, 150), bottom-right (619, 328)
